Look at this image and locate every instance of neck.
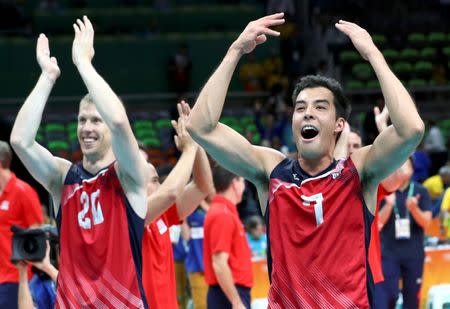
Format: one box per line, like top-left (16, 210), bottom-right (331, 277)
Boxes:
top-left (0, 169), bottom-right (11, 192)
top-left (82, 150), bottom-right (115, 174)
top-left (298, 154), bottom-right (334, 176)
top-left (220, 190), bottom-right (239, 205)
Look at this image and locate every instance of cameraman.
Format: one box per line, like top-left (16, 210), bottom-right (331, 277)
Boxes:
top-left (16, 240), bottom-right (57, 309)
top-left (0, 141), bottom-right (43, 309)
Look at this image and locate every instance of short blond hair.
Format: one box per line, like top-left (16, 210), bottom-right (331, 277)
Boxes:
top-left (79, 94), bottom-right (94, 108)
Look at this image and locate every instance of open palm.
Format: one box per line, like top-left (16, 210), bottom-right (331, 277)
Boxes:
top-left (36, 34), bottom-right (60, 81)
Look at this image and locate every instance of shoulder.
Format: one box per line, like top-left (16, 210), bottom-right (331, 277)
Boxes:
top-left (414, 182), bottom-right (429, 195)
top-left (14, 177), bottom-right (38, 196)
top-left (253, 145), bottom-right (286, 181)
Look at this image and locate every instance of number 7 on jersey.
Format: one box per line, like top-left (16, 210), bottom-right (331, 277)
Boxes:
top-left (301, 193), bottom-right (324, 226)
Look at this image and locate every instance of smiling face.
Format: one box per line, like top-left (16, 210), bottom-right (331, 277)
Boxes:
top-left (77, 99), bottom-right (112, 160)
top-left (292, 87), bottom-right (345, 160)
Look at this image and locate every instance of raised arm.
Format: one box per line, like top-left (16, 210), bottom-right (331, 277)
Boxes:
top-left (337, 21), bottom-right (425, 187)
top-left (175, 145), bottom-right (215, 220)
top-left (72, 16), bottom-right (148, 195)
top-left (174, 103), bottom-right (215, 219)
top-left (186, 14), bottom-right (286, 189)
top-left (334, 121), bottom-right (350, 159)
top-left (145, 104), bottom-right (198, 224)
top-left (10, 34), bottom-right (71, 213)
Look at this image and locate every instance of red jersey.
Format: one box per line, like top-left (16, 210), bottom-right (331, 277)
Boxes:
top-left (368, 185), bottom-right (390, 284)
top-left (203, 195), bottom-right (253, 288)
top-left (56, 164), bottom-right (147, 308)
top-left (266, 158), bottom-right (373, 308)
top-left (142, 204), bottom-right (180, 309)
top-left (0, 173), bottom-right (43, 283)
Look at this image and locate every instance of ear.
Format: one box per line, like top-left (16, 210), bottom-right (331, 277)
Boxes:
top-left (334, 117), bottom-right (345, 134)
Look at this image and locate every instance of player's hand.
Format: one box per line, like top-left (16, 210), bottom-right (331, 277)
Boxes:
top-left (232, 301), bottom-right (246, 309)
top-left (72, 15), bottom-right (95, 67)
top-left (335, 20), bottom-right (379, 61)
top-left (36, 34), bottom-right (60, 82)
top-left (15, 261), bottom-right (28, 274)
top-left (406, 194), bottom-right (420, 211)
top-left (172, 101), bottom-right (195, 152)
top-left (374, 105), bottom-right (389, 133)
top-left (230, 12), bottom-right (285, 55)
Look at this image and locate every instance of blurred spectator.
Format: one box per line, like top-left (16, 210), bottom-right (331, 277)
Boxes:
top-left (239, 54), bottom-right (263, 92)
top-left (263, 52), bottom-right (288, 107)
top-left (412, 142), bottom-right (432, 183)
top-left (203, 165), bottom-right (252, 309)
top-left (17, 240), bottom-right (58, 309)
top-left (183, 201), bottom-right (209, 309)
top-left (424, 121), bottom-right (448, 175)
top-left (245, 216), bottom-right (267, 260)
top-left (377, 158), bottom-right (432, 309)
top-left (237, 180), bottom-right (261, 222)
top-left (438, 188), bottom-right (450, 239)
top-left (0, 141), bottom-right (43, 309)
top-left (278, 104), bottom-right (296, 154)
top-left (254, 102), bottom-right (283, 147)
top-left (168, 44), bottom-right (192, 95)
top-left (172, 226), bottom-right (188, 309)
top-left (423, 165), bottom-right (450, 201)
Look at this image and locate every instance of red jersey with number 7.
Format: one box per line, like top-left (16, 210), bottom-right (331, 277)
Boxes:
top-left (266, 158), bottom-right (374, 308)
top-left (55, 163), bottom-right (148, 308)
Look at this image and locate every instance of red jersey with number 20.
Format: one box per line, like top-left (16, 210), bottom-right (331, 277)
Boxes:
top-left (56, 164), bottom-right (148, 308)
top-left (266, 158), bottom-right (374, 308)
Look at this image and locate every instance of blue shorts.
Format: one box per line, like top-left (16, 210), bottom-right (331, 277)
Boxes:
top-left (207, 284), bottom-right (251, 309)
top-left (0, 282), bottom-right (18, 309)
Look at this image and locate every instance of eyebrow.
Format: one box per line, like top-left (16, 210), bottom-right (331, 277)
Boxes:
top-left (295, 99), bottom-right (330, 105)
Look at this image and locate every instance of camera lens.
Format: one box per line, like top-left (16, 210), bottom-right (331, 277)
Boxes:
top-left (23, 236), bottom-right (38, 254)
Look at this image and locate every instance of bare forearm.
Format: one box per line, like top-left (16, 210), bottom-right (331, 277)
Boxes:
top-left (378, 203), bottom-right (394, 226)
top-left (162, 145), bottom-right (197, 196)
top-left (42, 264), bottom-right (58, 282)
top-left (18, 272), bottom-right (34, 309)
top-left (214, 262), bottom-right (243, 305)
top-left (192, 148), bottom-right (215, 196)
top-left (146, 146), bottom-right (198, 223)
top-left (189, 47), bottom-right (242, 134)
top-left (368, 52), bottom-right (424, 138)
top-left (11, 74), bottom-right (54, 147)
top-left (75, 63), bottom-right (128, 128)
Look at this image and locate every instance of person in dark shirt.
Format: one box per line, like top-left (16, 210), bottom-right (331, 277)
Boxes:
top-left (377, 157), bottom-right (432, 309)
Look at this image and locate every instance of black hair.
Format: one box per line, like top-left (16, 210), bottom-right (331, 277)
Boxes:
top-left (212, 164), bottom-right (239, 193)
top-left (291, 75), bottom-right (351, 120)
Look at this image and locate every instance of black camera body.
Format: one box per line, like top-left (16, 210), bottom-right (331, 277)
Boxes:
top-left (10, 225), bottom-right (58, 263)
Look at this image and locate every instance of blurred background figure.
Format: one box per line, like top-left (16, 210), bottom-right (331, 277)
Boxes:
top-left (0, 141), bottom-right (43, 309)
top-left (245, 216), bottom-right (267, 260)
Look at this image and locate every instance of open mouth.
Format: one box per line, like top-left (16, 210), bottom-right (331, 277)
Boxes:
top-left (301, 125), bottom-right (319, 140)
top-left (81, 137), bottom-right (98, 147)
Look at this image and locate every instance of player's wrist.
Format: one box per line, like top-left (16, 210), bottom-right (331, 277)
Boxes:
top-left (40, 72), bottom-right (58, 84)
top-left (228, 43), bottom-right (245, 58)
top-left (75, 60), bottom-right (94, 71)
